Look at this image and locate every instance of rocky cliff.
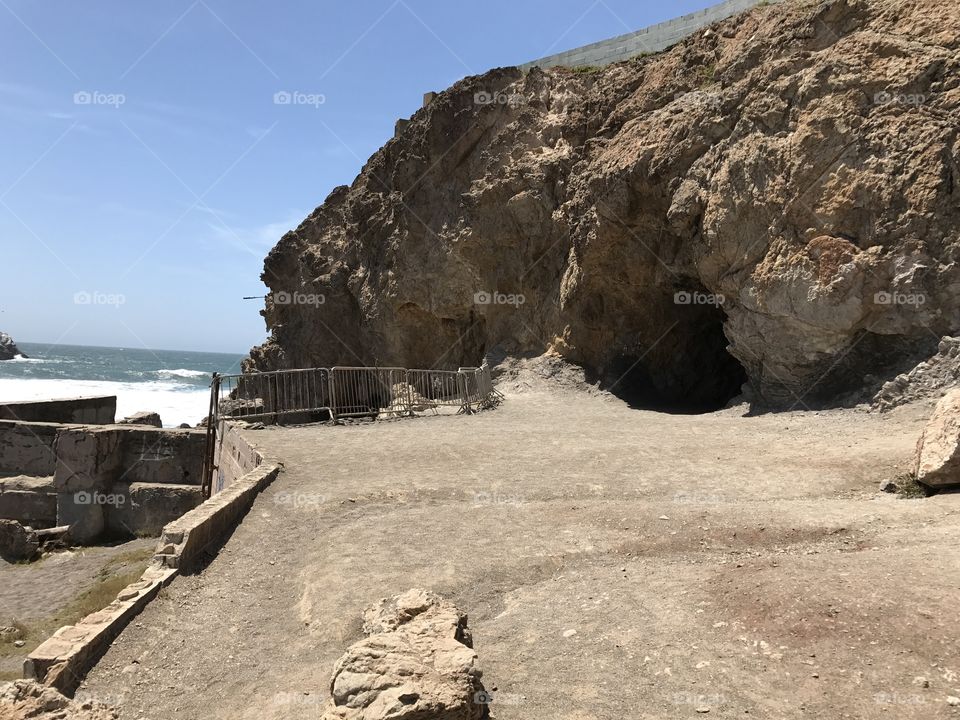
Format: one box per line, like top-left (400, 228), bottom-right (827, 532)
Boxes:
top-left (249, 0), bottom-right (960, 409)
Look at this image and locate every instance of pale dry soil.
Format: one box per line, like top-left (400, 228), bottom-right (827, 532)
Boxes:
top-left (79, 388), bottom-right (960, 719)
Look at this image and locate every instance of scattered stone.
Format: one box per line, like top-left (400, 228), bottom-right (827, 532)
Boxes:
top-left (0, 519), bottom-right (39, 562)
top-left (947, 696), bottom-right (960, 707)
top-left (695, 706), bottom-right (711, 714)
top-left (914, 389), bottom-right (960, 488)
top-left (563, 629), bottom-right (577, 638)
top-left (0, 679), bottom-right (118, 719)
top-left (117, 411), bottom-right (162, 428)
top-left (320, 588), bottom-right (488, 719)
top-left (874, 337), bottom-right (960, 411)
top-left (13, 640), bottom-right (24, 648)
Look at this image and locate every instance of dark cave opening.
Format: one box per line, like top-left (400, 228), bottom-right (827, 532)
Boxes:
top-left (601, 304), bottom-right (748, 414)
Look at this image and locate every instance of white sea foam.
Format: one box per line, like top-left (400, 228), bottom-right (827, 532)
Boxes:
top-left (155, 368), bottom-right (209, 379)
top-left (0, 378), bottom-right (208, 427)
top-left (7, 355), bottom-right (47, 363)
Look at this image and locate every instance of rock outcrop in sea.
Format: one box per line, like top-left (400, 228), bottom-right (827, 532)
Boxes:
top-left (0, 331), bottom-right (24, 360)
top-left (249, 0), bottom-right (960, 409)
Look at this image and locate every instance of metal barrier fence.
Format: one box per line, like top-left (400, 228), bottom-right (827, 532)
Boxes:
top-left (200, 364), bottom-right (499, 495)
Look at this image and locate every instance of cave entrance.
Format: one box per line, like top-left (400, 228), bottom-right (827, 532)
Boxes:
top-left (603, 303), bottom-right (747, 414)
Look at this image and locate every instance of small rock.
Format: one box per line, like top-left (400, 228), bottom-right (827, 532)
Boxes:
top-left (563, 629), bottom-right (577, 638)
top-left (13, 640), bottom-right (25, 648)
top-left (658, 515), bottom-right (670, 520)
top-left (947, 696), bottom-right (960, 706)
top-left (879, 478), bottom-right (899, 493)
top-left (695, 706), bottom-right (711, 714)
top-left (118, 411), bottom-right (162, 428)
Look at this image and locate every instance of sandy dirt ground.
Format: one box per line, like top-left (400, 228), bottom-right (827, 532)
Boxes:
top-left (0, 539), bottom-right (154, 679)
top-left (77, 387), bottom-right (960, 719)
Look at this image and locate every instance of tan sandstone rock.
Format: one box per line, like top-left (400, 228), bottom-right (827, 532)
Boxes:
top-left (914, 389), bottom-right (960, 488)
top-left (321, 589), bottom-right (488, 720)
top-left (0, 680), bottom-right (117, 720)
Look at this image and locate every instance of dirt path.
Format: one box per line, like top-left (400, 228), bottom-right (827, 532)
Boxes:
top-left (79, 389), bottom-right (960, 719)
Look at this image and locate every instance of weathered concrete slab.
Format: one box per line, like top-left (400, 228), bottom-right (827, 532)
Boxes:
top-left (0, 420), bottom-right (59, 477)
top-left (0, 396), bottom-right (116, 425)
top-left (0, 476), bottom-right (56, 527)
top-left (53, 427), bottom-right (123, 493)
top-left (117, 427), bottom-right (206, 486)
top-left (106, 482), bottom-right (204, 537)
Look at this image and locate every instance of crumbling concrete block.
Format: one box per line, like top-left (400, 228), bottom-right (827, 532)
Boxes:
top-left (0, 476), bottom-right (56, 527)
top-left (106, 482), bottom-right (204, 537)
top-left (0, 519), bottom-right (39, 561)
top-left (53, 427), bottom-right (123, 494)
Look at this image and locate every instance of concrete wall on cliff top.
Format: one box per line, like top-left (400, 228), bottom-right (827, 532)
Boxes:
top-left (519, 0), bottom-right (780, 69)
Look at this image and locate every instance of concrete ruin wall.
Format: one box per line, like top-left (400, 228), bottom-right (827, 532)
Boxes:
top-left (53, 425), bottom-right (207, 540)
top-left (213, 423), bottom-right (264, 495)
top-left (0, 475), bottom-right (56, 527)
top-left (0, 396), bottom-right (116, 424)
top-left (0, 419), bottom-right (59, 477)
top-left (519, 0), bottom-right (780, 69)
top-left (0, 421), bottom-right (206, 540)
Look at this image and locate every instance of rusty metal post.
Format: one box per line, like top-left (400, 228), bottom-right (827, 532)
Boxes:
top-left (200, 373), bottom-right (220, 499)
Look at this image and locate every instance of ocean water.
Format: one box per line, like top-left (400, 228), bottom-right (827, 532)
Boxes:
top-left (0, 343), bottom-right (246, 427)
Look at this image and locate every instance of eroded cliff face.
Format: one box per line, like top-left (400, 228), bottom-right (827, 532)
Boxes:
top-left (249, 0), bottom-right (960, 409)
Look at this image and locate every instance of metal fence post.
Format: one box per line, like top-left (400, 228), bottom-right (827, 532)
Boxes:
top-left (201, 373), bottom-right (220, 499)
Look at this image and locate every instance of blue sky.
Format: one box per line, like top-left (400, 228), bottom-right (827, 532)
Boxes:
top-left (1, 0), bottom-right (714, 354)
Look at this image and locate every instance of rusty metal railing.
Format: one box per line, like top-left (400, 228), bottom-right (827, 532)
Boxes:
top-left (329, 367), bottom-right (409, 419)
top-left (201, 364), bottom-right (499, 497)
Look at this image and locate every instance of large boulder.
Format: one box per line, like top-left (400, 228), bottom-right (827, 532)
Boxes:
top-left (321, 589), bottom-right (488, 720)
top-left (0, 679), bottom-right (117, 719)
top-left (0, 332), bottom-right (24, 361)
top-left (914, 389), bottom-right (960, 488)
